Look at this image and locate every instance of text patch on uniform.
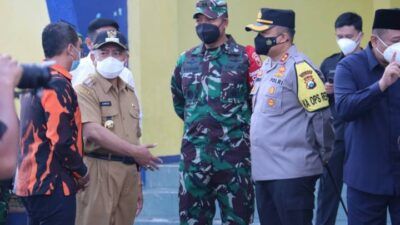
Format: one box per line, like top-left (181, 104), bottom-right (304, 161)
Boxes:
top-left (100, 101), bottom-right (112, 107)
top-left (295, 61), bottom-right (329, 112)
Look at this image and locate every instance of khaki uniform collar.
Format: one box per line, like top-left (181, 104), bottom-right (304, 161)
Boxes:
top-left (95, 73), bottom-right (128, 93)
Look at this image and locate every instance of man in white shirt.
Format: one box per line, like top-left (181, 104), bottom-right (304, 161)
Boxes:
top-left (71, 18), bottom-right (135, 88)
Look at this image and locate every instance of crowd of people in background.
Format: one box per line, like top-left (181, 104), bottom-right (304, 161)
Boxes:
top-left (0, 1), bottom-right (400, 225)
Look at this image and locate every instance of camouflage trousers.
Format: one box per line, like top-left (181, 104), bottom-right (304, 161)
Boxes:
top-left (0, 200), bottom-right (6, 225)
top-left (179, 157), bottom-right (254, 225)
top-left (0, 180), bottom-right (11, 225)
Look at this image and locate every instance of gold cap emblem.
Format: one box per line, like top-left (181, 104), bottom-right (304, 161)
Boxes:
top-left (107, 30), bottom-right (117, 38)
top-left (257, 11), bottom-right (262, 19)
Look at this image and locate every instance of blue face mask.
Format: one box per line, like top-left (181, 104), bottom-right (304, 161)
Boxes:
top-left (70, 46), bottom-right (81, 71)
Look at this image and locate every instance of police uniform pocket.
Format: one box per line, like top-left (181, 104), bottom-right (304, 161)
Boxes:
top-left (129, 107), bottom-right (140, 119)
top-left (101, 107), bottom-right (118, 118)
top-left (262, 85), bottom-right (283, 115)
top-left (129, 106), bottom-right (141, 137)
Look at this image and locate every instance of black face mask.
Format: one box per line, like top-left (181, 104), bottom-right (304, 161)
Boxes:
top-left (254, 34), bottom-right (279, 56)
top-left (196, 23), bottom-right (221, 44)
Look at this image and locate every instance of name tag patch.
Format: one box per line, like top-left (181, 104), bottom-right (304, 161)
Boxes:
top-left (100, 101), bottom-right (112, 107)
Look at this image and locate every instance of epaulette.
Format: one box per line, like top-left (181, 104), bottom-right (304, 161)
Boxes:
top-left (82, 76), bottom-right (96, 87)
top-left (126, 83), bottom-right (135, 92)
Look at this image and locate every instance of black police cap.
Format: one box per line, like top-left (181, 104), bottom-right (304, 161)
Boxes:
top-left (93, 30), bottom-right (128, 50)
top-left (373, 8), bottom-right (400, 30)
top-left (246, 8), bottom-right (295, 32)
top-left (87, 18), bottom-right (120, 34)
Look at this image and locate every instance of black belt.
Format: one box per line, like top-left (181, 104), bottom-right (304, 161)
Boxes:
top-left (86, 152), bottom-right (137, 165)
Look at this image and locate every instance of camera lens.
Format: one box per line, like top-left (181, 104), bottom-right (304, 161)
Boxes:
top-left (18, 64), bottom-right (52, 89)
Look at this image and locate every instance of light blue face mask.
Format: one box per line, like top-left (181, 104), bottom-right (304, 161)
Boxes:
top-left (70, 46), bottom-right (81, 71)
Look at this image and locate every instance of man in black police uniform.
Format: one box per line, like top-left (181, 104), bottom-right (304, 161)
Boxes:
top-left (316, 12), bottom-right (363, 225)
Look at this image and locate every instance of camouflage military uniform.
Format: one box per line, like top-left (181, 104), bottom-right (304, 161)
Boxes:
top-left (171, 32), bottom-right (260, 224)
top-left (0, 180), bottom-right (12, 225)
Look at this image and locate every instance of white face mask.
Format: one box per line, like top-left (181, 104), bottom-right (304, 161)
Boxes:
top-left (96, 57), bottom-right (125, 79)
top-left (377, 36), bottom-right (400, 63)
top-left (336, 33), bottom-right (361, 55)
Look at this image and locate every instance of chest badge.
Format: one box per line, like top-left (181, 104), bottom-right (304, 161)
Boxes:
top-left (267, 98), bottom-right (276, 107)
top-left (274, 66), bottom-right (286, 78)
top-left (268, 86), bottom-right (276, 95)
top-left (304, 75), bottom-right (316, 89)
top-left (104, 116), bottom-right (114, 129)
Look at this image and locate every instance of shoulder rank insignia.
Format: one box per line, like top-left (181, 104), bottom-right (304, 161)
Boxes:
top-left (126, 84), bottom-right (135, 92)
top-left (280, 53), bottom-right (289, 63)
top-left (83, 77), bottom-right (95, 87)
top-left (295, 61), bottom-right (329, 112)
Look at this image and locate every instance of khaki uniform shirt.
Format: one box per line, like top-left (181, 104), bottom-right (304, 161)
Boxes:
top-left (75, 73), bottom-right (141, 154)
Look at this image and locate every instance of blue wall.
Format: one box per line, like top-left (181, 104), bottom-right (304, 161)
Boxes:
top-left (46, 0), bottom-right (128, 54)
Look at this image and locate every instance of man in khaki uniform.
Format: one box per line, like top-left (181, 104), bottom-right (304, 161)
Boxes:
top-left (75, 30), bottom-right (161, 225)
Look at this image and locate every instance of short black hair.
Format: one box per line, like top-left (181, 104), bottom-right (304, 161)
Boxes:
top-left (275, 26), bottom-right (296, 42)
top-left (42, 22), bottom-right (78, 58)
top-left (335, 12), bottom-right (363, 31)
top-left (87, 18), bottom-right (119, 40)
top-left (283, 27), bottom-right (296, 40)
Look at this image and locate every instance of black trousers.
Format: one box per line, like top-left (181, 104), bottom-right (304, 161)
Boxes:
top-left (348, 186), bottom-right (400, 225)
top-left (316, 140), bottom-right (345, 225)
top-left (21, 180), bottom-right (76, 225)
top-left (255, 175), bottom-right (319, 225)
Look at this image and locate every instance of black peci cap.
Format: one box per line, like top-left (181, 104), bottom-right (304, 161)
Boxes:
top-left (92, 30), bottom-right (128, 50)
top-left (372, 8), bottom-right (400, 30)
top-left (246, 8), bottom-right (295, 32)
top-left (87, 18), bottom-right (120, 34)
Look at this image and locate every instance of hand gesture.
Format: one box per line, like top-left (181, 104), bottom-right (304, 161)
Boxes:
top-left (132, 144), bottom-right (162, 171)
top-left (379, 52), bottom-right (400, 91)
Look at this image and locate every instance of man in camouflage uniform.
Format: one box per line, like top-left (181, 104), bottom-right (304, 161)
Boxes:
top-left (171, 0), bottom-right (261, 224)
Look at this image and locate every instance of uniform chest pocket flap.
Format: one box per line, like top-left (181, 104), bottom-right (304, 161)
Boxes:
top-left (129, 105), bottom-right (140, 119)
top-left (100, 105), bottom-right (119, 122)
top-left (221, 64), bottom-right (247, 102)
top-left (181, 59), bottom-right (203, 102)
top-left (181, 72), bottom-right (203, 102)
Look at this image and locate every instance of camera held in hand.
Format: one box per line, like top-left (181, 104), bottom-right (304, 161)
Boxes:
top-left (18, 63), bottom-right (52, 89)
